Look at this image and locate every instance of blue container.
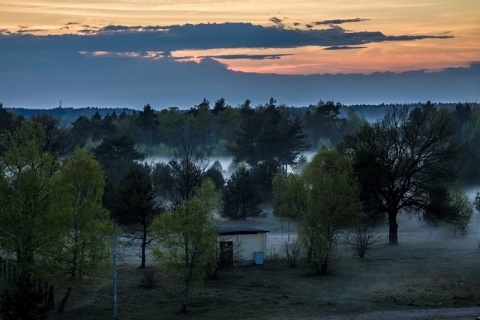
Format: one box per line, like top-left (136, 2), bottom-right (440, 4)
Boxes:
top-left (253, 252), bottom-right (264, 265)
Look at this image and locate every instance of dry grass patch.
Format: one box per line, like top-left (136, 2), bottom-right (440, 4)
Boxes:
top-left (48, 229), bottom-right (480, 319)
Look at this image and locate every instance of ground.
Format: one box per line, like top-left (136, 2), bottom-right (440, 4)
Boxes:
top-left (48, 213), bottom-right (480, 319)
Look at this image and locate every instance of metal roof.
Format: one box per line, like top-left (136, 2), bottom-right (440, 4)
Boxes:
top-left (218, 226), bottom-right (270, 235)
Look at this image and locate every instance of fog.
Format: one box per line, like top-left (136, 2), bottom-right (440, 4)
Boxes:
top-left (127, 153), bottom-right (480, 265)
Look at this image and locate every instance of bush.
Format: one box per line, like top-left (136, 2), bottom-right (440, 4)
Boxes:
top-left (0, 273), bottom-right (49, 320)
top-left (140, 268), bottom-right (159, 289)
top-left (281, 238), bottom-right (303, 268)
top-left (346, 211), bottom-right (381, 258)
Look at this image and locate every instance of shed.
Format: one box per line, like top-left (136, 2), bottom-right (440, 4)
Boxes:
top-left (218, 226), bottom-right (269, 267)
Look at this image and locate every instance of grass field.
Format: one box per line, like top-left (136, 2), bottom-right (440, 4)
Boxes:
top-left (46, 212), bottom-right (480, 320)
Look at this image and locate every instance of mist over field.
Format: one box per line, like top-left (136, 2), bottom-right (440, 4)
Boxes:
top-left (2, 0), bottom-right (480, 316)
top-left (2, 101), bottom-right (480, 319)
top-left (135, 154), bottom-right (480, 266)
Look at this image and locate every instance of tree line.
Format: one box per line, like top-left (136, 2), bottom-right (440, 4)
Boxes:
top-left (0, 99), bottom-right (479, 314)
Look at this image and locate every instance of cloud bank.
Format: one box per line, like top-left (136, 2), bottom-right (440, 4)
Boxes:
top-left (0, 22), bottom-right (476, 109)
top-left (2, 22), bottom-right (452, 57)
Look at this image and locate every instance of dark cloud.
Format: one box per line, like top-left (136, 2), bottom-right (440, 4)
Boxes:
top-left (1, 22), bottom-right (454, 59)
top-left (324, 46), bottom-right (367, 50)
top-left (15, 29), bottom-right (47, 34)
top-left (269, 17), bottom-right (284, 28)
top-left (78, 29), bottom-right (95, 34)
top-left (65, 22), bottom-right (80, 26)
top-left (199, 54), bottom-right (291, 60)
top-left (315, 18), bottom-right (369, 25)
top-left (74, 22), bottom-right (450, 51)
top-left (100, 25), bottom-right (168, 33)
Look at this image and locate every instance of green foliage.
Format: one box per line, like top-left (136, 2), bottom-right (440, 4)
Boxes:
top-left (111, 163), bottom-right (157, 226)
top-left (317, 138), bottom-right (332, 151)
top-left (345, 106), bottom-right (367, 135)
top-left (135, 104), bottom-right (160, 149)
top-left (151, 142), bottom-right (176, 157)
top-left (222, 166), bottom-right (263, 220)
top-left (272, 172), bottom-right (307, 220)
top-left (299, 150), bottom-right (361, 275)
top-left (425, 184), bottom-right (474, 236)
top-left (304, 100), bottom-right (347, 147)
top-left (0, 120), bottom-right (57, 273)
top-left (211, 139), bottom-right (229, 157)
top-left (205, 162), bottom-right (225, 192)
top-left (0, 104), bottom-right (24, 140)
top-left (6, 102), bottom-right (479, 190)
top-left (230, 98), bottom-right (309, 169)
top-left (152, 179), bottom-right (222, 313)
top-left (48, 148), bottom-right (112, 311)
top-left (110, 162), bottom-right (160, 268)
top-left (0, 125), bottom-right (111, 313)
top-left (31, 114), bottom-right (72, 162)
top-left (93, 134), bottom-right (145, 208)
top-left (455, 106), bottom-right (480, 185)
top-left (250, 160), bottom-right (279, 201)
top-left (152, 146), bottom-right (208, 206)
top-left (446, 185), bottom-right (474, 235)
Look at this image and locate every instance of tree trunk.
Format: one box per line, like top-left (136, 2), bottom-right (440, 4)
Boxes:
top-left (388, 212), bottom-right (398, 245)
top-left (180, 291), bottom-right (188, 313)
top-left (320, 255), bottom-right (328, 275)
top-left (180, 270), bottom-right (192, 313)
top-left (319, 239), bottom-right (331, 275)
top-left (140, 224), bottom-right (147, 269)
top-left (57, 286), bottom-right (72, 313)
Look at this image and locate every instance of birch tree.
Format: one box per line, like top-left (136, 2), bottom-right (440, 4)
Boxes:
top-left (300, 150), bottom-right (361, 275)
top-left (152, 179), bottom-right (221, 313)
top-left (49, 149), bottom-right (112, 312)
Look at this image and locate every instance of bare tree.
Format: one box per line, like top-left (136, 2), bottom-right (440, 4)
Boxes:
top-left (281, 237), bottom-right (303, 267)
top-left (346, 211), bottom-right (382, 258)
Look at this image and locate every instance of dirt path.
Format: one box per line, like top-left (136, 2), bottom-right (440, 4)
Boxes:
top-left (319, 307), bottom-right (480, 320)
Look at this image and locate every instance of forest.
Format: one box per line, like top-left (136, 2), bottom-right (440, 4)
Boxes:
top-left (0, 98), bottom-right (480, 318)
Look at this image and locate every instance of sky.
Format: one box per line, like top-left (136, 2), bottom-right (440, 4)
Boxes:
top-left (0, 0), bottom-right (479, 109)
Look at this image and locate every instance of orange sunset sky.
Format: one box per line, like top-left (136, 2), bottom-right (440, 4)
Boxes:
top-left (1, 0), bottom-right (479, 75)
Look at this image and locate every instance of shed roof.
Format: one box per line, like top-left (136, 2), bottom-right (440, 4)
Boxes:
top-left (218, 226), bottom-right (270, 235)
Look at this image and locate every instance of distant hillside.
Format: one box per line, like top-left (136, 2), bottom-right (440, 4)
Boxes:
top-left (6, 102), bottom-right (477, 126)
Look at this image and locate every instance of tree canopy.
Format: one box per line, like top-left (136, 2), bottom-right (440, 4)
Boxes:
top-left (340, 105), bottom-right (458, 244)
top-left (222, 166), bottom-right (263, 220)
top-left (230, 98), bottom-right (309, 170)
top-left (300, 150), bottom-right (361, 274)
top-left (152, 179), bottom-right (222, 313)
top-left (111, 163), bottom-right (160, 268)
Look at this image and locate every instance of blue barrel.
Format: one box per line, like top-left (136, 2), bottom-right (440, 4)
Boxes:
top-left (253, 252), bottom-right (264, 265)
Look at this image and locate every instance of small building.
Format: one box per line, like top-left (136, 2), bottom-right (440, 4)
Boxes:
top-left (218, 226), bottom-right (269, 267)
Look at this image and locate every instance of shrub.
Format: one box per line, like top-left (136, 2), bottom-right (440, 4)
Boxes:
top-left (281, 238), bottom-right (303, 267)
